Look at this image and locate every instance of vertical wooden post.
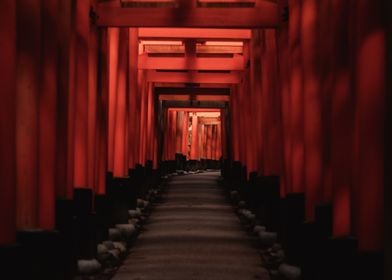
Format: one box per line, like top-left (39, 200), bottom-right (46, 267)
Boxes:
top-left (182, 112), bottom-right (189, 157)
top-left (73, 0), bottom-right (90, 188)
top-left (128, 28), bottom-right (139, 169)
top-left (39, 0), bottom-right (59, 229)
top-left (113, 28), bottom-right (129, 177)
top-left (301, 0), bottom-right (323, 221)
top-left (0, 0), bottom-right (17, 244)
top-left (16, 0), bottom-right (41, 228)
top-left (289, 0), bottom-right (305, 193)
top-left (352, 0), bottom-right (385, 252)
top-left (190, 113), bottom-right (199, 160)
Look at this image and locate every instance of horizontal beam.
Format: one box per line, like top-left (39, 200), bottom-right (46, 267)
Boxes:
top-left (143, 45), bottom-right (243, 54)
top-left (146, 70), bottom-right (242, 84)
top-left (138, 54), bottom-right (245, 70)
top-left (96, 5), bottom-right (279, 27)
top-left (164, 100), bottom-right (227, 108)
top-left (139, 28), bottom-right (251, 40)
top-left (168, 108), bottom-right (221, 112)
top-left (155, 87), bottom-right (230, 95)
top-left (159, 94), bottom-right (230, 101)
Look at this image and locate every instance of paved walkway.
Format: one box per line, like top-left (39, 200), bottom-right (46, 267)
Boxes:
top-left (112, 172), bottom-right (270, 280)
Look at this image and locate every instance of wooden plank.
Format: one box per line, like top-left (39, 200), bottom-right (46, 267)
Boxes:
top-left (156, 86), bottom-right (230, 95)
top-left (143, 45), bottom-right (243, 54)
top-left (139, 28), bottom-right (251, 40)
top-left (168, 108), bottom-right (222, 112)
top-left (146, 70), bottom-right (242, 83)
top-left (159, 94), bottom-right (230, 101)
top-left (138, 53), bottom-right (245, 70)
top-left (164, 100), bottom-right (227, 108)
top-left (96, 5), bottom-right (279, 27)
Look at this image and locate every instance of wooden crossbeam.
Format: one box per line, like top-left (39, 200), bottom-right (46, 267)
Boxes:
top-left (143, 45), bottom-right (243, 54)
top-left (96, 4), bottom-right (279, 27)
top-left (155, 87), bottom-right (230, 95)
top-left (159, 94), bottom-right (230, 101)
top-left (164, 100), bottom-right (227, 108)
top-left (139, 28), bottom-right (251, 40)
top-left (168, 108), bottom-right (221, 112)
top-left (146, 70), bottom-right (242, 83)
top-left (138, 53), bottom-right (245, 70)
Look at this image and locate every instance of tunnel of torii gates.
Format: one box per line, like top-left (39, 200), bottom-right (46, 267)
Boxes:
top-left (0, 0), bottom-right (390, 273)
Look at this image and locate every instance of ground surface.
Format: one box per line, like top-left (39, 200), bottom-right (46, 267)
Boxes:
top-left (112, 172), bottom-right (270, 280)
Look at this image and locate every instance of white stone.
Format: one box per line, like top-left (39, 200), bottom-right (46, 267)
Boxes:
top-left (238, 200), bottom-right (246, 208)
top-left (253, 225), bottom-right (267, 234)
top-left (108, 228), bottom-right (122, 241)
top-left (258, 231), bottom-right (278, 247)
top-left (115, 224), bottom-right (136, 238)
top-left (113, 241), bottom-right (127, 253)
top-left (77, 259), bottom-right (101, 275)
top-left (97, 244), bottom-right (108, 255)
top-left (128, 209), bottom-right (141, 218)
top-left (279, 263), bottom-right (301, 280)
top-left (102, 240), bottom-right (115, 250)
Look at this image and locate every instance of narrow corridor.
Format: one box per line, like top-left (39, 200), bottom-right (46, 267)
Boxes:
top-left (112, 172), bottom-right (269, 280)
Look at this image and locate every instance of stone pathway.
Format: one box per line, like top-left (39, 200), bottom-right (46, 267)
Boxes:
top-left (112, 172), bottom-right (270, 280)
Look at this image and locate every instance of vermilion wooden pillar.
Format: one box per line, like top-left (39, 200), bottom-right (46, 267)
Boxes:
top-left (301, 0), bottom-right (323, 221)
top-left (263, 30), bottom-right (282, 177)
top-left (352, 0), bottom-right (385, 252)
top-left (190, 113), bottom-right (199, 160)
top-left (251, 30), bottom-right (264, 175)
top-left (238, 84), bottom-right (247, 165)
top-left (230, 86), bottom-right (240, 161)
top-left (66, 0), bottom-right (76, 198)
top-left (16, 0), bottom-right (41, 228)
top-left (330, 1), bottom-right (353, 236)
top-left (216, 123), bottom-right (222, 160)
top-left (56, 0), bottom-right (72, 198)
top-left (207, 125), bottom-right (213, 159)
top-left (260, 30), bottom-right (269, 176)
top-left (0, 0), bottom-right (16, 244)
top-left (197, 123), bottom-right (205, 159)
top-left (88, 11), bottom-right (99, 191)
top-left (146, 83), bottom-right (154, 161)
top-left (96, 28), bottom-right (109, 195)
top-left (211, 125), bottom-right (217, 160)
top-left (289, 0), bottom-right (305, 193)
top-left (181, 112), bottom-right (189, 157)
top-left (128, 28), bottom-right (139, 169)
top-left (318, 0), bottom-right (334, 203)
top-left (176, 112), bottom-right (184, 154)
top-left (107, 28), bottom-right (119, 172)
top-left (242, 41), bottom-right (255, 174)
top-left (170, 110), bottom-right (177, 160)
top-left (73, 0), bottom-right (90, 188)
top-left (113, 28), bottom-right (129, 177)
top-left (220, 110), bottom-right (227, 159)
top-left (139, 72), bottom-right (148, 164)
top-left (39, 0), bottom-right (59, 229)
top-left (277, 4), bottom-right (291, 196)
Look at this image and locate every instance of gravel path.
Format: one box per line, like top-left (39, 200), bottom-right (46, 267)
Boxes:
top-left (112, 172), bottom-right (270, 280)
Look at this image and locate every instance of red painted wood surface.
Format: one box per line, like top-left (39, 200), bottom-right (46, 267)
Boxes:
top-left (190, 114), bottom-right (199, 160)
top-left (16, 0), bottom-right (41, 228)
top-left (113, 28), bottom-right (129, 177)
top-left (96, 28), bottom-right (109, 194)
top-left (128, 28), bottom-right (140, 169)
top-left (39, 0), bottom-right (59, 229)
top-left (288, 0), bottom-right (305, 193)
top-left (352, 0), bottom-right (385, 252)
top-left (301, 0), bottom-right (323, 221)
top-left (73, 0), bottom-right (90, 188)
top-left (0, 0), bottom-right (16, 244)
